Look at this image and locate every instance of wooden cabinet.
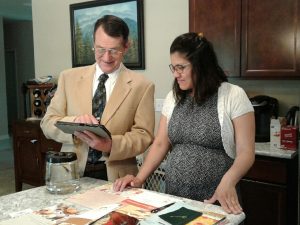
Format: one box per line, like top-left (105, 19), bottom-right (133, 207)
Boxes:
top-left (189, 0), bottom-right (241, 77)
top-left (240, 155), bottom-right (298, 225)
top-left (12, 120), bottom-right (61, 191)
top-left (189, 0), bottom-right (300, 79)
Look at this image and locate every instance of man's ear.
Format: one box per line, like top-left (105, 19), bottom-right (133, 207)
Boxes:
top-left (123, 40), bottom-right (131, 53)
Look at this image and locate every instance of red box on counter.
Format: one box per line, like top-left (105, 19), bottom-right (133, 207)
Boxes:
top-left (280, 126), bottom-right (298, 150)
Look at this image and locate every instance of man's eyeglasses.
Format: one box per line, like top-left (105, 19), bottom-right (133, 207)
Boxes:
top-left (92, 47), bottom-right (123, 57)
top-left (169, 63), bottom-right (190, 73)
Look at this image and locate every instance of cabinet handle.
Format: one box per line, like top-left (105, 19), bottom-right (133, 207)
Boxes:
top-left (30, 139), bottom-right (38, 144)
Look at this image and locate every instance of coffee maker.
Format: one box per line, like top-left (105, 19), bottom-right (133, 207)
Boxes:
top-left (250, 95), bottom-right (279, 142)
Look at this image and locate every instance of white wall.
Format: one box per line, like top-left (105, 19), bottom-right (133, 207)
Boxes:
top-left (32, 0), bottom-right (188, 100)
top-left (32, 0), bottom-right (300, 118)
top-left (32, 0), bottom-right (83, 79)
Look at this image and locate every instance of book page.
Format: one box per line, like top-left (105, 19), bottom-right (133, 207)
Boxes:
top-left (67, 183), bottom-right (178, 209)
top-left (67, 186), bottom-right (126, 209)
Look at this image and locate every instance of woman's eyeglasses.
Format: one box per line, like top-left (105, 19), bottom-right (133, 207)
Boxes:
top-left (169, 63), bottom-right (190, 73)
top-left (92, 47), bottom-right (123, 57)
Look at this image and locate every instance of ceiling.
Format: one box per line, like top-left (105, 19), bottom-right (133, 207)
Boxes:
top-left (0, 0), bottom-right (32, 21)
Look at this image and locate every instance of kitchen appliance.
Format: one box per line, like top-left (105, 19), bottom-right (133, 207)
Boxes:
top-left (45, 151), bottom-right (80, 194)
top-left (250, 95), bottom-right (279, 142)
top-left (285, 106), bottom-right (299, 126)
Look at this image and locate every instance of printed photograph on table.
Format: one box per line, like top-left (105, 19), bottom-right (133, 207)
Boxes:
top-left (70, 0), bottom-right (145, 69)
top-left (33, 203), bottom-right (83, 224)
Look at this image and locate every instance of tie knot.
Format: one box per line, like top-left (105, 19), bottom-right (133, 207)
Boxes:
top-left (99, 73), bottom-right (108, 83)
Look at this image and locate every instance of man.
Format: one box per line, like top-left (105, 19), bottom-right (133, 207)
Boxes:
top-left (41, 15), bottom-right (155, 181)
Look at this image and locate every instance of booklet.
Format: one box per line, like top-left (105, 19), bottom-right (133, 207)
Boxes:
top-left (92, 211), bottom-right (139, 225)
top-left (55, 121), bottom-right (111, 139)
top-left (141, 202), bottom-right (227, 225)
top-left (186, 211), bottom-right (227, 225)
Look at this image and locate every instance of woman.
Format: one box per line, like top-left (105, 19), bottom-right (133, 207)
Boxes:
top-left (113, 32), bottom-right (255, 215)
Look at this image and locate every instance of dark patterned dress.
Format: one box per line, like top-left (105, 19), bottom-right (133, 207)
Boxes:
top-left (165, 93), bottom-right (234, 201)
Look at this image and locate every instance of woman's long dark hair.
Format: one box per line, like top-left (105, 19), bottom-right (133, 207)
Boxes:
top-left (170, 32), bottom-right (228, 104)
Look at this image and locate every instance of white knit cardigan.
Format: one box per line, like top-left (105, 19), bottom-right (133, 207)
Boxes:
top-left (162, 82), bottom-right (254, 159)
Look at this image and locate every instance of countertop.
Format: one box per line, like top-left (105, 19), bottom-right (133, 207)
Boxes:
top-left (255, 142), bottom-right (298, 159)
top-left (0, 177), bottom-right (245, 225)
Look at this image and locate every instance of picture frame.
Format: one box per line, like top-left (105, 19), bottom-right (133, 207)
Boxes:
top-left (70, 0), bottom-right (145, 69)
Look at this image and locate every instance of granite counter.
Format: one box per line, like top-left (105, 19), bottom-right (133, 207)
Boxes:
top-left (0, 177), bottom-right (245, 224)
top-left (255, 142), bottom-right (298, 159)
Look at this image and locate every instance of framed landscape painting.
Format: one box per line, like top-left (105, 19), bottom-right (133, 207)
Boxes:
top-left (70, 0), bottom-right (145, 69)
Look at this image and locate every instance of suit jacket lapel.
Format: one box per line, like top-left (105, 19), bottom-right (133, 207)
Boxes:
top-left (102, 67), bottom-right (132, 125)
top-left (74, 64), bottom-right (95, 115)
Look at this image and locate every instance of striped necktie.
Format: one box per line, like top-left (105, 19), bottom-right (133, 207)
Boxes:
top-left (92, 73), bottom-right (109, 119)
top-left (87, 73), bottom-right (108, 164)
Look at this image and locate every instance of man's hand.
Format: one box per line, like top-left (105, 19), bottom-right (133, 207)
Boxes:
top-left (74, 130), bottom-right (112, 153)
top-left (73, 114), bottom-right (111, 152)
top-left (74, 114), bottom-right (99, 124)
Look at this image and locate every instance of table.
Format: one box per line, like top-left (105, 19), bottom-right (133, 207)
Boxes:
top-left (0, 177), bottom-right (245, 224)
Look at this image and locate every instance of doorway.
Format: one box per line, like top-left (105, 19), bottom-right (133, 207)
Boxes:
top-left (5, 49), bottom-right (18, 135)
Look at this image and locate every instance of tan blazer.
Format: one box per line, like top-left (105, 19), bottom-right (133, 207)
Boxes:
top-left (40, 63), bottom-right (155, 181)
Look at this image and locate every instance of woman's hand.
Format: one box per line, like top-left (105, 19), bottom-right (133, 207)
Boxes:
top-left (204, 177), bottom-right (243, 215)
top-left (113, 175), bottom-right (143, 192)
top-left (205, 112), bottom-right (254, 214)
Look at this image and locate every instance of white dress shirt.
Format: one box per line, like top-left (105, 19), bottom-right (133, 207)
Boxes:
top-left (93, 64), bottom-right (120, 101)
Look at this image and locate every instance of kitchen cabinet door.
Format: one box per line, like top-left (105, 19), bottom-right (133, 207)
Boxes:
top-left (240, 155), bottom-right (298, 225)
top-left (14, 136), bottom-right (43, 191)
top-left (13, 120), bottom-right (62, 192)
top-left (240, 179), bottom-right (286, 225)
top-left (189, 0), bottom-right (241, 77)
top-left (189, 0), bottom-right (300, 79)
top-left (241, 0), bottom-right (300, 78)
